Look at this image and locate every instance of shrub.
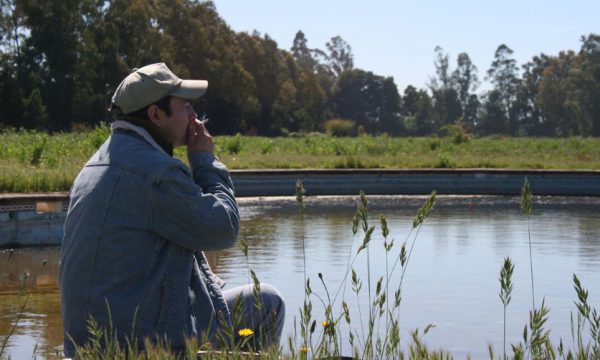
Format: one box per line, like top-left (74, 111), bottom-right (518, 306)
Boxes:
top-left (436, 154), bottom-right (455, 168)
top-left (225, 133), bottom-right (243, 155)
top-left (438, 122), bottom-right (471, 144)
top-left (323, 119), bottom-right (356, 137)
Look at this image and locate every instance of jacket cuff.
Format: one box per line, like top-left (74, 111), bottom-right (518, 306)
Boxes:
top-left (188, 151), bottom-right (216, 168)
top-left (187, 152), bottom-right (233, 191)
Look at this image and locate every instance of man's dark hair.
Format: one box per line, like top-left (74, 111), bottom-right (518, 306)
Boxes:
top-left (109, 95), bottom-right (175, 156)
top-left (109, 95), bottom-right (172, 119)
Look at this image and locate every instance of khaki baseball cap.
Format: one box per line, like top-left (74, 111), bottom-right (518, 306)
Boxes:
top-left (111, 63), bottom-right (208, 114)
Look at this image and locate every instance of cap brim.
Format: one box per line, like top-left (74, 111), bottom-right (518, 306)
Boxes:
top-left (170, 79), bottom-right (208, 99)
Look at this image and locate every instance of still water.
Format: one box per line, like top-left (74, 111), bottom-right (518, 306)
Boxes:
top-left (1, 196), bottom-right (599, 359)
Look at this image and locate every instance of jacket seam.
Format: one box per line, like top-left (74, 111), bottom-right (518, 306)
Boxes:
top-left (84, 168), bottom-right (123, 319)
top-left (135, 180), bottom-right (160, 338)
top-left (160, 184), bottom-right (222, 226)
top-left (85, 161), bottom-right (155, 182)
top-left (154, 168), bottom-right (227, 229)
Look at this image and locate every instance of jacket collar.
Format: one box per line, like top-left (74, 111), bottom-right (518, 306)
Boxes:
top-left (111, 120), bottom-right (169, 156)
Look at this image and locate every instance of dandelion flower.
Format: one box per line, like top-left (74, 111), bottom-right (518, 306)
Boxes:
top-left (238, 328), bottom-right (254, 337)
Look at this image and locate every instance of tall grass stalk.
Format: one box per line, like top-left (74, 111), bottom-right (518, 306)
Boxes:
top-left (294, 179), bottom-right (312, 355)
top-left (288, 188), bottom-right (438, 359)
top-left (358, 191), bottom-right (375, 359)
top-left (0, 256), bottom-right (48, 358)
top-left (499, 257), bottom-right (515, 360)
top-left (572, 274), bottom-right (600, 358)
top-left (380, 213), bottom-right (392, 346)
top-left (240, 232), bottom-right (258, 340)
top-left (0, 273), bottom-right (31, 356)
top-left (521, 178), bottom-right (535, 310)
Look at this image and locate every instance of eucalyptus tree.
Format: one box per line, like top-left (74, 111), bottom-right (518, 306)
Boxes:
top-left (401, 85), bottom-right (435, 136)
top-left (513, 54), bottom-right (551, 136)
top-left (331, 69), bottom-right (402, 135)
top-left (429, 45), bottom-right (451, 91)
top-left (486, 44), bottom-right (520, 127)
top-left (291, 30), bottom-right (317, 72)
top-left (452, 52), bottom-right (480, 129)
top-left (577, 34), bottom-right (600, 136)
top-left (325, 35), bottom-right (354, 79)
top-left (427, 46), bottom-right (462, 130)
top-left (479, 90), bottom-right (507, 135)
top-left (18, 0), bottom-right (95, 129)
top-left (536, 51), bottom-right (584, 136)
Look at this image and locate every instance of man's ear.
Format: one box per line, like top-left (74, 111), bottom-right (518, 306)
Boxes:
top-left (147, 105), bottom-right (162, 127)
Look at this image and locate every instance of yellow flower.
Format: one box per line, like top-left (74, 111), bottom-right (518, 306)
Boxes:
top-left (300, 346), bottom-right (311, 353)
top-left (322, 320), bottom-right (330, 327)
top-left (238, 328), bottom-right (254, 337)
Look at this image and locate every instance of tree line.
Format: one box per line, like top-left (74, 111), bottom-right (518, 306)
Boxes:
top-left (1, 0), bottom-right (599, 137)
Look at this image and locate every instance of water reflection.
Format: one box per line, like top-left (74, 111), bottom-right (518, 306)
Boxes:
top-left (0, 248), bottom-right (59, 293)
top-left (0, 196), bottom-right (599, 359)
top-left (0, 248), bottom-right (61, 358)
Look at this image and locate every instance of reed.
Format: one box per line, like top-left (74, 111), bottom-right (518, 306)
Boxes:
top-left (499, 257), bottom-right (515, 360)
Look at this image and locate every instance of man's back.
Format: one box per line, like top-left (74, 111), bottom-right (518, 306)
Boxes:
top-left (60, 130), bottom-right (239, 356)
top-left (60, 63), bottom-right (283, 357)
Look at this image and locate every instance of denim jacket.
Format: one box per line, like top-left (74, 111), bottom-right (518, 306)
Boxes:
top-left (59, 122), bottom-right (240, 357)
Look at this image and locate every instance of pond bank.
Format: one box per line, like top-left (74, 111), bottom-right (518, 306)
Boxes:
top-left (230, 168), bottom-right (600, 196)
top-left (1, 169), bottom-right (599, 248)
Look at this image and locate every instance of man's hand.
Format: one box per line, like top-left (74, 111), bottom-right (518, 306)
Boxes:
top-left (187, 119), bottom-right (214, 154)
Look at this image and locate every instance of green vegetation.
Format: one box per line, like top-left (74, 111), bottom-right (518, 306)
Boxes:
top-left (1, 127), bottom-right (599, 193)
top-left (1, 1), bottom-right (599, 137)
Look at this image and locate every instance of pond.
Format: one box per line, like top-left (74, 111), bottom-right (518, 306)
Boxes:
top-left (1, 195), bottom-right (599, 359)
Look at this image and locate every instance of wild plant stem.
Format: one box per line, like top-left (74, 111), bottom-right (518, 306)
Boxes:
top-left (385, 249), bottom-right (390, 341)
top-left (399, 225), bottom-right (423, 291)
top-left (244, 253), bottom-right (257, 334)
top-left (0, 293), bottom-right (31, 355)
top-left (355, 290), bottom-right (365, 354)
top-left (366, 246), bottom-right (373, 358)
top-left (299, 211), bottom-right (311, 349)
top-left (388, 228), bottom-right (415, 278)
top-left (340, 233), bottom-right (356, 309)
top-left (503, 304), bottom-right (507, 360)
top-left (527, 216), bottom-right (535, 310)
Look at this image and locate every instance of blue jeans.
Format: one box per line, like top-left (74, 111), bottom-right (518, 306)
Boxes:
top-left (223, 283), bottom-right (285, 351)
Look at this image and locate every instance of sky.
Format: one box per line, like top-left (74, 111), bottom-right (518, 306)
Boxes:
top-left (213, 0), bottom-right (599, 94)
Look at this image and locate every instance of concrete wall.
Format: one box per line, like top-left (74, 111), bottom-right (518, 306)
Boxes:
top-left (1, 169), bottom-right (599, 248)
top-left (230, 169), bottom-right (600, 197)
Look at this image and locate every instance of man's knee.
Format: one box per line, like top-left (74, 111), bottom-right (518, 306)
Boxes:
top-left (259, 283), bottom-right (285, 316)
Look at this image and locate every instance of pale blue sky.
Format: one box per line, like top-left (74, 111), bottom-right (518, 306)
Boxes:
top-left (213, 0), bottom-right (599, 94)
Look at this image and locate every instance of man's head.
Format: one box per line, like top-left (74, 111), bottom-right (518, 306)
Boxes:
top-left (110, 63), bottom-right (207, 147)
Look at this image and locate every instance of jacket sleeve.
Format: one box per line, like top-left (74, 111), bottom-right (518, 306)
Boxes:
top-left (151, 152), bottom-right (240, 251)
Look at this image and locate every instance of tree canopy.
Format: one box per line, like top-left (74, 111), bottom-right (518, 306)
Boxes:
top-left (0, 0), bottom-right (598, 137)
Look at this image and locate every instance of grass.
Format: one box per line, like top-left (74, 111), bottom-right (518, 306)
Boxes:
top-left (2, 182), bottom-right (599, 359)
top-left (1, 125), bottom-right (599, 192)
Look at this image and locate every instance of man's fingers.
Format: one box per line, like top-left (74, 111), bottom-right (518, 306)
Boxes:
top-left (186, 123), bottom-right (195, 143)
top-left (187, 118), bottom-right (213, 152)
top-left (191, 119), bottom-right (211, 137)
